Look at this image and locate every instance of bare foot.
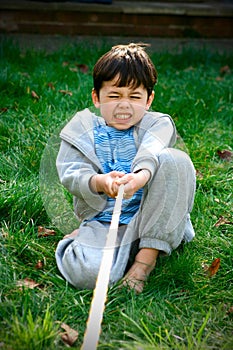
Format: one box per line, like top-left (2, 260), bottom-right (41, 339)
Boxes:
top-left (122, 248), bottom-right (159, 293)
top-left (63, 229), bottom-right (79, 240)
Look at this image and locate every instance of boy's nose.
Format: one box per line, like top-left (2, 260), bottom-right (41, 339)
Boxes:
top-left (117, 99), bottom-right (131, 108)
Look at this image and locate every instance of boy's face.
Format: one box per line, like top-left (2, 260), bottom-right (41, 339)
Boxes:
top-left (92, 77), bottom-right (154, 130)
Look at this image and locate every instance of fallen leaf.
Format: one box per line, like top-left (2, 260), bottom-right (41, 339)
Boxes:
top-left (0, 107), bottom-right (8, 112)
top-left (226, 306), bottom-right (233, 315)
top-left (59, 89), bottom-right (73, 96)
top-left (47, 82), bottom-right (55, 90)
top-left (220, 65), bottom-right (231, 75)
top-left (196, 169), bottom-right (203, 179)
top-left (17, 278), bottom-right (41, 290)
top-left (207, 258), bottom-right (221, 277)
top-left (69, 67), bottom-right (79, 72)
top-left (60, 323), bottom-right (79, 346)
top-left (38, 226), bottom-right (56, 237)
top-left (179, 289), bottom-right (189, 295)
top-left (184, 66), bottom-right (194, 72)
top-left (214, 216), bottom-right (233, 227)
top-left (31, 90), bottom-right (40, 100)
top-left (0, 228), bottom-right (8, 238)
top-left (62, 61), bottom-right (70, 67)
top-left (202, 261), bottom-right (209, 272)
top-left (217, 149), bottom-right (233, 161)
top-left (35, 260), bottom-right (44, 269)
top-left (75, 63), bottom-right (89, 73)
top-left (216, 76), bottom-right (223, 81)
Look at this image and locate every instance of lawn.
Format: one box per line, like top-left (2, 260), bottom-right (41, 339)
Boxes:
top-left (0, 37), bottom-right (232, 349)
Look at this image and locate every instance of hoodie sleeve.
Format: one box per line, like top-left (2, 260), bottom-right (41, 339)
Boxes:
top-left (56, 140), bottom-right (107, 215)
top-left (56, 140), bottom-right (95, 197)
top-left (132, 113), bottom-right (176, 177)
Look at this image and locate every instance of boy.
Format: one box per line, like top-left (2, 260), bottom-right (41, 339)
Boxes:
top-left (55, 43), bottom-right (196, 293)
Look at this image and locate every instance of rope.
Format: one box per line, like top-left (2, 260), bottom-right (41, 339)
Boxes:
top-left (81, 184), bottom-right (125, 349)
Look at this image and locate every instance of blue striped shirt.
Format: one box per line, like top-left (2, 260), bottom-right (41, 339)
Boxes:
top-left (92, 122), bottom-right (143, 224)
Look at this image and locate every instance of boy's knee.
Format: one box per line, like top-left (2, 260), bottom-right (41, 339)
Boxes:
top-left (158, 148), bottom-right (195, 175)
top-left (159, 148), bottom-right (188, 163)
top-left (56, 240), bottom-right (103, 289)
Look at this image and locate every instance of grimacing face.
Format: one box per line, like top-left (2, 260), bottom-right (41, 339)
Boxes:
top-left (92, 78), bottom-right (154, 130)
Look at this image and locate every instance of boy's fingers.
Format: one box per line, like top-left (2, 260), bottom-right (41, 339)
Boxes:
top-left (111, 171), bottom-right (125, 178)
top-left (116, 175), bottom-right (129, 184)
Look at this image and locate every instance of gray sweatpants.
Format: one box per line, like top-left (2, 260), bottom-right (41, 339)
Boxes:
top-left (55, 148), bottom-right (196, 289)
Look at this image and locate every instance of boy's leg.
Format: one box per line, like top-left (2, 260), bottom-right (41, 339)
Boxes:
top-left (55, 221), bottom-right (131, 289)
top-left (122, 148), bottom-right (196, 291)
top-left (129, 148), bottom-right (196, 252)
top-left (123, 248), bottom-right (159, 293)
top-left (55, 148), bottom-right (196, 292)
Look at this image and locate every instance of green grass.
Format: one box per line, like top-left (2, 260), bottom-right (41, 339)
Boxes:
top-left (0, 37), bottom-right (232, 349)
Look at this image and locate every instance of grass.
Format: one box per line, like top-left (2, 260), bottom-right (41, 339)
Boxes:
top-left (0, 37), bottom-right (232, 349)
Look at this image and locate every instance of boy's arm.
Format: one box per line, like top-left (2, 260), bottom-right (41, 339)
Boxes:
top-left (114, 115), bottom-right (176, 199)
top-left (132, 115), bottom-right (176, 178)
top-left (56, 140), bottom-right (104, 201)
top-left (56, 140), bottom-right (110, 219)
top-left (115, 169), bottom-right (151, 199)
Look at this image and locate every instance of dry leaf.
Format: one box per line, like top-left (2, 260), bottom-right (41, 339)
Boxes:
top-left (38, 226), bottom-right (56, 237)
top-left (31, 90), bottom-right (40, 99)
top-left (62, 61), bottom-right (70, 67)
top-left (69, 67), bottom-right (79, 72)
top-left (216, 65), bottom-right (231, 81)
top-left (207, 258), bottom-right (221, 277)
top-left (47, 82), bottom-right (55, 90)
top-left (59, 89), bottom-right (73, 96)
top-left (214, 216), bottom-right (233, 227)
top-left (184, 66), bottom-right (194, 72)
top-left (220, 65), bottom-right (231, 75)
top-left (226, 306), bottom-right (233, 315)
top-left (196, 169), bottom-right (203, 179)
top-left (75, 63), bottom-right (89, 73)
top-left (35, 260), bottom-right (44, 269)
top-left (202, 261), bottom-right (209, 272)
top-left (217, 149), bottom-right (233, 161)
top-left (60, 323), bottom-right (79, 346)
top-left (0, 228), bottom-right (8, 238)
top-left (17, 278), bottom-right (40, 290)
top-left (0, 107), bottom-right (8, 112)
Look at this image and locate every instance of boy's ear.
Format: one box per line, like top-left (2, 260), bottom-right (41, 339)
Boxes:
top-left (146, 91), bottom-right (154, 110)
top-left (92, 89), bottom-right (100, 108)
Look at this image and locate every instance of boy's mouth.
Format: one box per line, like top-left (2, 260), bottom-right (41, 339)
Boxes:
top-left (114, 114), bottom-right (132, 121)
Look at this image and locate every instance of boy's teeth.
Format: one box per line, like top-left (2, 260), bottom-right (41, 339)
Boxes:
top-left (115, 114), bottom-right (130, 120)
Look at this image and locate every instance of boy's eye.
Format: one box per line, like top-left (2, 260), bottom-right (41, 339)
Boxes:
top-left (108, 95), bottom-right (119, 99)
top-left (107, 94), bottom-right (142, 99)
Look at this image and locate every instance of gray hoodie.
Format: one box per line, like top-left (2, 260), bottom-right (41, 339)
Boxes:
top-left (56, 108), bottom-right (176, 222)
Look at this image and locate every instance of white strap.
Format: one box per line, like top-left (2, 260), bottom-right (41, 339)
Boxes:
top-left (81, 184), bottom-right (125, 350)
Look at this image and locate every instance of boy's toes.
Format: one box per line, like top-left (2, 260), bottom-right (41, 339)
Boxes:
top-left (122, 277), bottom-right (145, 294)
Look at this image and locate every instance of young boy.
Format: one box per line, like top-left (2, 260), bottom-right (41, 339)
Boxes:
top-left (55, 43), bottom-right (196, 293)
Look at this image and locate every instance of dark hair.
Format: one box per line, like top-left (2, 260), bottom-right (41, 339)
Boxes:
top-left (93, 43), bottom-right (157, 99)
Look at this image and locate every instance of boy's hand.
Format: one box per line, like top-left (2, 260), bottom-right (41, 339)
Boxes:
top-left (115, 169), bottom-right (151, 199)
top-left (90, 171), bottom-right (124, 198)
